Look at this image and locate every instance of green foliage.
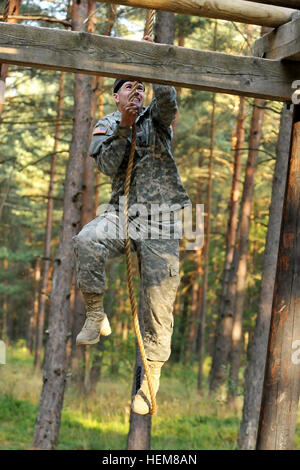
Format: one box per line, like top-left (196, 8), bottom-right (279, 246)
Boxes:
top-left (0, 346), bottom-right (243, 449)
top-left (0, 345), bottom-right (299, 449)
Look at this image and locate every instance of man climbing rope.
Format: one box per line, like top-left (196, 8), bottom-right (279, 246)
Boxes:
top-left (73, 37), bottom-right (191, 415)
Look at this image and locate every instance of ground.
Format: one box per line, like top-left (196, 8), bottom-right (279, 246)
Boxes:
top-left (0, 343), bottom-right (299, 450)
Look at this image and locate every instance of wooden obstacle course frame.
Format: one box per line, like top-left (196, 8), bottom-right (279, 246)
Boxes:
top-left (95, 0), bottom-right (297, 27)
top-left (0, 21), bottom-right (299, 102)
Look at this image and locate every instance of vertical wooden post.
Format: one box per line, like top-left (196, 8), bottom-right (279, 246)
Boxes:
top-left (127, 287), bottom-right (151, 450)
top-left (256, 104), bottom-right (300, 450)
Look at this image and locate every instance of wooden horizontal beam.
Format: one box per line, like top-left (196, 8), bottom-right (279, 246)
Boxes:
top-left (247, 0), bottom-right (300, 8)
top-left (98, 0), bottom-right (296, 27)
top-left (253, 13), bottom-right (300, 59)
top-left (0, 15), bottom-right (72, 27)
top-left (0, 22), bottom-right (299, 101)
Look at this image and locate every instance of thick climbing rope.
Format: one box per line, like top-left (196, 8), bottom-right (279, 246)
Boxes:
top-left (2, 0), bottom-right (10, 22)
top-left (124, 9), bottom-right (157, 415)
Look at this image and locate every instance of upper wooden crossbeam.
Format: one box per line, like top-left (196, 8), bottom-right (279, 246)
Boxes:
top-left (97, 0), bottom-right (296, 27)
top-left (0, 22), bottom-right (299, 102)
top-left (248, 0), bottom-right (300, 8)
top-left (253, 13), bottom-right (300, 59)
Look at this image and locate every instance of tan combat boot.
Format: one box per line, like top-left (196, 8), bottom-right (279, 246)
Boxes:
top-left (76, 292), bottom-right (111, 346)
top-left (131, 360), bottom-right (164, 415)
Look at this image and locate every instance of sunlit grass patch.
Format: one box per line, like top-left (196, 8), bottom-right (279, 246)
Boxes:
top-left (0, 344), bottom-right (299, 450)
top-left (0, 393), bottom-right (37, 450)
top-left (0, 344), bottom-right (42, 404)
top-left (153, 372), bottom-right (241, 450)
top-left (59, 377), bottom-right (132, 449)
top-left (151, 414), bottom-right (240, 450)
top-left (6, 340), bottom-right (34, 366)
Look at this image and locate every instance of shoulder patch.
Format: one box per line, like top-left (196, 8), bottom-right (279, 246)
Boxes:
top-left (93, 126), bottom-right (108, 135)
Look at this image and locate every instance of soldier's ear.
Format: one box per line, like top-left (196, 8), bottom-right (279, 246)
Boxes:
top-left (113, 92), bottom-right (119, 106)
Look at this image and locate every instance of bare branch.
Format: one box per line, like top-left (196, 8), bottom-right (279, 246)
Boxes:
top-left (0, 15), bottom-right (71, 27)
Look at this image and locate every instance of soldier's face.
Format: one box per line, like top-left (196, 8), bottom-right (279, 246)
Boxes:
top-left (113, 81), bottom-right (145, 113)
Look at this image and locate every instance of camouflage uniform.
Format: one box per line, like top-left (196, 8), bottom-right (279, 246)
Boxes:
top-left (73, 84), bottom-right (191, 362)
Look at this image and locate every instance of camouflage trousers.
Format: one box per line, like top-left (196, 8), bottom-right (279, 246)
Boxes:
top-left (73, 212), bottom-right (180, 362)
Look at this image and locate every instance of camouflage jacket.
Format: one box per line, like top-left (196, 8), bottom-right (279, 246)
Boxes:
top-left (89, 84), bottom-right (191, 214)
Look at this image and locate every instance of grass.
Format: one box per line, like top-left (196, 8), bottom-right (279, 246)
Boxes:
top-left (0, 343), bottom-right (299, 450)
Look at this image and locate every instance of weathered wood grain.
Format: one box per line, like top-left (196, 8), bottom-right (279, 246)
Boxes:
top-left (256, 104), bottom-right (300, 450)
top-left (253, 13), bottom-right (300, 60)
top-left (0, 22), bottom-right (299, 101)
top-left (248, 0), bottom-right (300, 8)
top-left (97, 0), bottom-right (296, 27)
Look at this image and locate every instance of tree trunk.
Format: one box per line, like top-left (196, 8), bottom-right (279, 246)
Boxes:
top-left (32, 0), bottom-right (91, 449)
top-left (185, 141), bottom-right (203, 363)
top-left (82, 0), bottom-right (97, 226)
top-left (70, 288), bottom-right (86, 393)
top-left (224, 96), bottom-right (246, 301)
top-left (180, 282), bottom-right (192, 362)
top-left (154, 10), bottom-right (175, 44)
top-left (78, 3), bottom-right (117, 388)
top-left (69, 0), bottom-right (97, 392)
top-left (92, 6), bottom-right (115, 215)
top-left (81, 151), bottom-right (94, 226)
top-left (195, 20), bottom-right (216, 390)
top-left (197, 64), bottom-right (216, 390)
top-left (227, 98), bottom-right (266, 403)
top-left (172, 33), bottom-right (184, 134)
top-left (76, 0), bottom-right (117, 390)
top-left (0, 0), bottom-right (21, 121)
top-left (187, 23), bottom-right (217, 372)
top-left (184, 150), bottom-right (204, 363)
top-left (27, 258), bottom-right (41, 354)
top-left (93, 77), bottom-right (103, 216)
top-left (238, 104), bottom-right (293, 449)
top-left (210, 97), bottom-right (246, 389)
top-left (126, 354), bottom-right (152, 450)
top-left (209, 100), bottom-right (246, 393)
top-left (1, 258), bottom-right (8, 342)
top-left (34, 72), bottom-right (65, 371)
top-left (256, 104), bottom-right (300, 450)
top-left (127, 287), bottom-right (152, 450)
top-left (186, 252), bottom-right (202, 363)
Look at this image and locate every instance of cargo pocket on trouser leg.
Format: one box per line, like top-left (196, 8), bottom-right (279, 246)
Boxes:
top-left (167, 263), bottom-right (180, 331)
top-left (142, 267), bottom-right (180, 362)
top-left (168, 262), bottom-right (180, 295)
top-left (138, 239), bottom-right (180, 362)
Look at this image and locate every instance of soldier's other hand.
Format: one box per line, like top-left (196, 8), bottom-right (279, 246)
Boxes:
top-left (143, 35), bottom-right (154, 43)
top-left (120, 102), bottom-right (139, 127)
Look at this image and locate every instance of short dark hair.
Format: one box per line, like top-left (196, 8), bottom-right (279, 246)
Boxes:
top-left (113, 78), bottom-right (145, 94)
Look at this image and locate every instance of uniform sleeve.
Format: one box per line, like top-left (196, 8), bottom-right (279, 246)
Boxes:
top-left (89, 121), bottom-right (131, 178)
top-left (151, 84), bottom-right (178, 131)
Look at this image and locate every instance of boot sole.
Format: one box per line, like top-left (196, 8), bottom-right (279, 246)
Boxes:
top-left (100, 327), bottom-right (112, 337)
top-left (76, 325), bottom-right (112, 346)
top-left (76, 335), bottom-right (100, 346)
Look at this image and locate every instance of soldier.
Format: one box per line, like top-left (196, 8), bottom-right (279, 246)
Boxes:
top-left (73, 72), bottom-right (191, 414)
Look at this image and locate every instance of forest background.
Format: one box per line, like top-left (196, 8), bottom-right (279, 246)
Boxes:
top-left (0, 0), bottom-right (299, 450)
